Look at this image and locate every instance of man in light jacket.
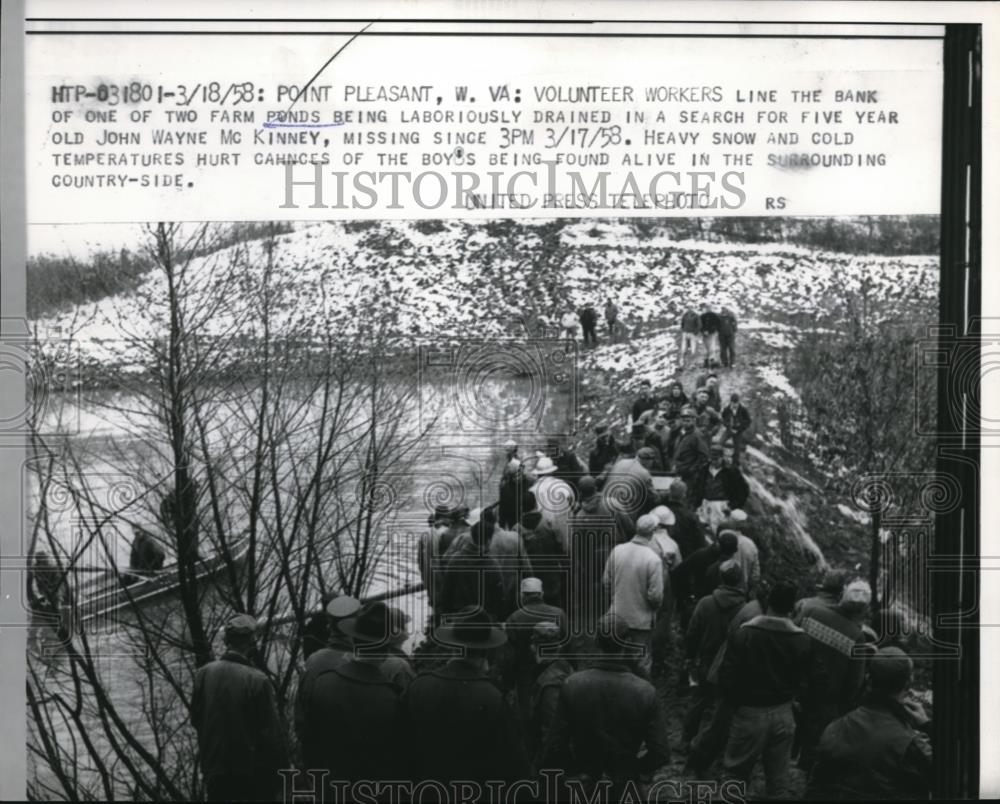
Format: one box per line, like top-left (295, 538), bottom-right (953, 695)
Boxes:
top-left (603, 513), bottom-right (664, 675)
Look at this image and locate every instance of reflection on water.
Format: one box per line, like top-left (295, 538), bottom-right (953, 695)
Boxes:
top-left (28, 373), bottom-right (574, 796)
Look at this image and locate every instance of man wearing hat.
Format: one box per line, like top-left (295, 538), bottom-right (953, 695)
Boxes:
top-left (670, 407), bottom-right (710, 489)
top-left (690, 445), bottom-right (750, 534)
top-left (529, 455), bottom-right (574, 554)
top-left (418, 504), bottom-right (470, 611)
top-left (294, 595), bottom-right (361, 758)
top-left (603, 513), bottom-right (664, 676)
top-left (588, 423), bottom-right (620, 477)
top-left (407, 606), bottom-right (528, 785)
top-left (797, 579), bottom-right (873, 770)
top-left (808, 646), bottom-right (931, 800)
top-left (794, 568), bottom-right (852, 625)
top-left (436, 512), bottom-right (506, 622)
top-left (541, 613), bottom-right (671, 798)
top-left (297, 602), bottom-right (405, 783)
top-left (503, 577), bottom-right (566, 730)
top-left (191, 614), bottom-right (287, 802)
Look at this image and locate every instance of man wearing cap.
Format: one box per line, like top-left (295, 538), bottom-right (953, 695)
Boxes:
top-left (541, 613), bottom-right (671, 798)
top-left (690, 445), bottom-right (750, 532)
top-left (719, 581), bottom-right (812, 799)
top-left (418, 505), bottom-right (470, 610)
top-left (191, 614), bottom-right (287, 802)
top-left (720, 393), bottom-right (752, 466)
top-left (646, 505), bottom-right (680, 673)
top-left (692, 388), bottom-right (723, 441)
top-left (794, 569), bottom-right (851, 625)
top-left (294, 595), bottom-right (361, 763)
top-left (670, 407), bottom-right (710, 488)
top-left (683, 561), bottom-right (747, 767)
top-left (407, 606), bottom-right (528, 784)
top-left (797, 579), bottom-right (873, 770)
top-left (298, 602), bottom-right (405, 783)
top-left (807, 647), bottom-right (931, 800)
top-left (603, 513), bottom-right (664, 676)
top-left (588, 423), bottom-right (621, 477)
top-left (503, 577), bottom-right (566, 729)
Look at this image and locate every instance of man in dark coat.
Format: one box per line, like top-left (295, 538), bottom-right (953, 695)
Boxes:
top-left (547, 437), bottom-right (588, 491)
top-left (191, 615), bottom-right (288, 802)
top-left (588, 423), bottom-right (621, 477)
top-left (129, 528), bottom-right (166, 574)
top-left (720, 393), bottom-right (752, 466)
top-left (797, 580), bottom-right (873, 770)
top-left (692, 389), bottom-right (723, 440)
top-left (579, 304), bottom-right (599, 347)
top-left (406, 607), bottom-right (528, 785)
top-left (690, 444), bottom-right (750, 512)
top-left (528, 622), bottom-right (574, 771)
top-left (807, 647), bottom-right (932, 800)
top-left (541, 613), bottom-right (671, 799)
top-left (604, 299), bottom-right (619, 340)
top-left (503, 578), bottom-right (567, 734)
top-left (437, 514), bottom-right (506, 622)
top-left (683, 562), bottom-right (747, 753)
top-left (719, 307), bottom-right (738, 368)
top-left (567, 475), bottom-right (628, 632)
top-left (298, 603), bottom-right (404, 782)
top-left (295, 595), bottom-right (362, 751)
top-left (719, 581), bottom-right (812, 800)
top-left (794, 568), bottom-right (851, 625)
top-left (671, 407), bottom-right (710, 488)
top-left (630, 379), bottom-right (658, 425)
top-left (664, 480), bottom-right (707, 561)
top-left (696, 373), bottom-right (723, 412)
top-left (661, 380), bottom-right (689, 425)
top-left (700, 310), bottom-right (722, 368)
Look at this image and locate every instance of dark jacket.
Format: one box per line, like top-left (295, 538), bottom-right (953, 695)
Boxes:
top-left (685, 585), bottom-right (748, 681)
top-left (793, 591), bottom-right (840, 625)
top-left (568, 495), bottom-right (625, 626)
top-left (519, 513), bottom-right (568, 606)
top-left (579, 306), bottom-right (598, 326)
top-left (498, 470), bottom-right (536, 530)
top-left (671, 543), bottom-right (726, 603)
top-left (129, 531), bottom-right (165, 573)
top-left (405, 658), bottom-right (528, 784)
top-left (721, 402), bottom-right (752, 434)
top-left (665, 501), bottom-right (706, 560)
top-left (437, 535), bottom-right (506, 621)
top-left (680, 311), bottom-right (701, 333)
top-left (299, 657), bottom-right (403, 781)
top-left (631, 396), bottom-right (658, 425)
top-left (661, 389), bottom-right (689, 423)
top-left (690, 464), bottom-right (750, 510)
top-left (807, 694), bottom-right (932, 800)
top-left (801, 605), bottom-right (869, 716)
top-left (294, 642), bottom-right (353, 757)
top-left (529, 659), bottom-right (574, 762)
top-left (589, 436), bottom-right (621, 476)
top-left (720, 615), bottom-right (812, 708)
top-left (191, 652), bottom-right (287, 785)
top-left (299, 611), bottom-right (330, 661)
top-left (719, 310), bottom-right (738, 341)
top-left (503, 602), bottom-right (566, 689)
top-left (700, 311), bottom-right (722, 334)
top-left (693, 402), bottom-right (722, 438)
top-left (542, 660), bottom-right (670, 779)
top-left (671, 427), bottom-right (710, 480)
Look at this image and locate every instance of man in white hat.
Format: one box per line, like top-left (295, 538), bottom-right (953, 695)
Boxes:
top-left (529, 455), bottom-right (574, 554)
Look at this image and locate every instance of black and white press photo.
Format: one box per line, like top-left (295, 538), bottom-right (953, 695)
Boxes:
top-left (25, 215), bottom-right (945, 801)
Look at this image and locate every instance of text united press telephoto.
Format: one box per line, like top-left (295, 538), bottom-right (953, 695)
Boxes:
top-left (18, 6), bottom-right (983, 804)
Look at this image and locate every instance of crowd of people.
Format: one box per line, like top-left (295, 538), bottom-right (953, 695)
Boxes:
top-left (188, 373), bottom-right (932, 803)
